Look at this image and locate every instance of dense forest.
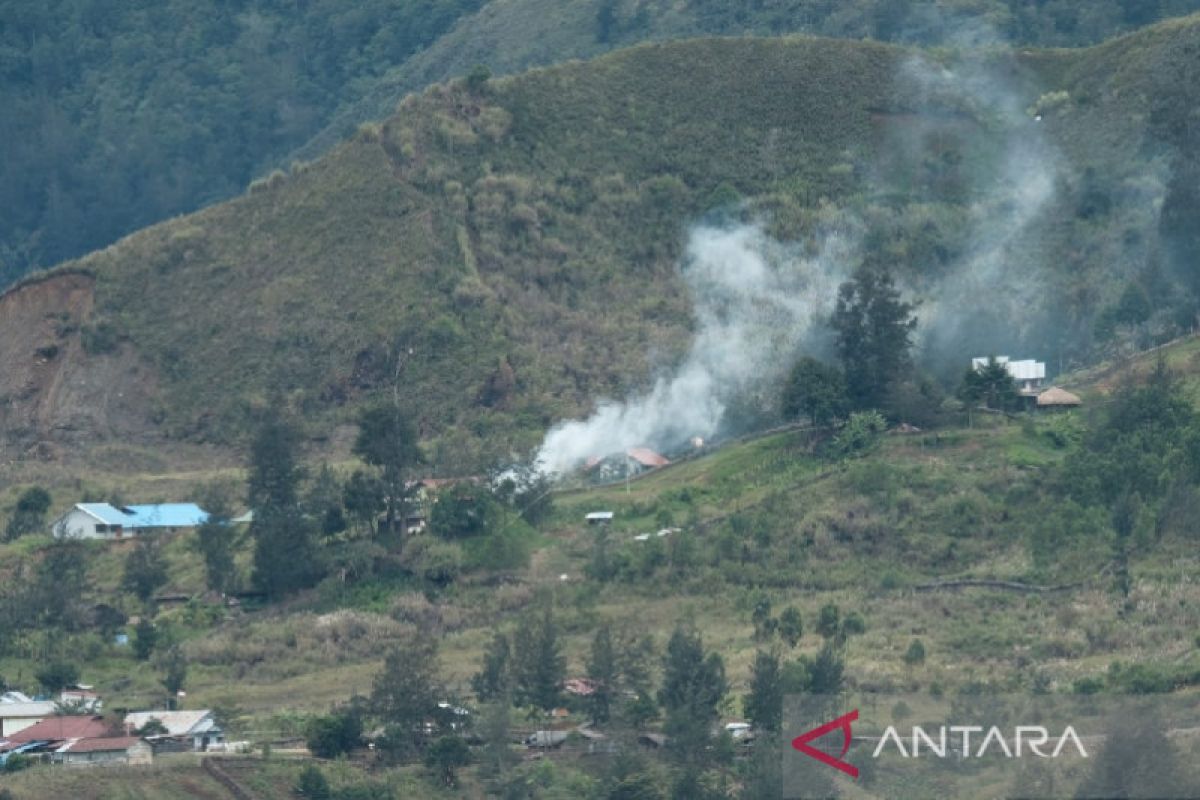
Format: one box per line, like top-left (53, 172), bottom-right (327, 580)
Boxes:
top-left (4, 0), bottom-right (1200, 288)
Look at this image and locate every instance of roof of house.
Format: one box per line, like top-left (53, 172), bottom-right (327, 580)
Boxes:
top-left (7, 716), bottom-right (109, 743)
top-left (1037, 387), bottom-right (1082, 406)
top-left (59, 736), bottom-right (143, 753)
top-left (123, 710), bottom-right (215, 737)
top-left (1, 692), bottom-right (33, 704)
top-left (73, 503), bottom-right (209, 529)
top-left (0, 701), bottom-right (56, 719)
top-left (585, 511), bottom-right (614, 521)
top-left (626, 448), bottom-right (670, 468)
top-left (972, 357), bottom-right (1046, 382)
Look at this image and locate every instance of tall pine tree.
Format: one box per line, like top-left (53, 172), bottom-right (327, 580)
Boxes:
top-left (831, 265), bottom-right (918, 411)
top-left (248, 415), bottom-right (324, 597)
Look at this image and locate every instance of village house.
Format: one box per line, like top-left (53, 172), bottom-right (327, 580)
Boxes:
top-left (0, 698), bottom-right (58, 737)
top-left (971, 356), bottom-right (1046, 396)
top-left (123, 709), bottom-right (223, 752)
top-left (50, 502), bottom-right (210, 541)
top-left (57, 736), bottom-right (153, 766)
top-left (1036, 386), bottom-right (1082, 409)
top-left (585, 447), bottom-right (671, 483)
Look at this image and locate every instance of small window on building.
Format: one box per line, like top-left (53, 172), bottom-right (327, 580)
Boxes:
top-left (95, 524), bottom-right (108, 533)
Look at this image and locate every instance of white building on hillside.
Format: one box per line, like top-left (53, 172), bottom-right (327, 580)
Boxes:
top-left (51, 503), bottom-right (210, 541)
top-left (971, 356), bottom-right (1046, 396)
top-left (123, 710), bottom-right (223, 751)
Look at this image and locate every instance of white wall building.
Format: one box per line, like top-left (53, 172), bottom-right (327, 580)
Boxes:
top-left (971, 356), bottom-right (1046, 396)
top-left (51, 503), bottom-right (209, 540)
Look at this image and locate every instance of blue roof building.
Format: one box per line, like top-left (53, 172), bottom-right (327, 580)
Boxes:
top-left (51, 503), bottom-right (210, 540)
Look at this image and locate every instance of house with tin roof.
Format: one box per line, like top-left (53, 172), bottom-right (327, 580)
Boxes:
top-left (123, 709), bottom-right (223, 751)
top-left (50, 503), bottom-right (210, 541)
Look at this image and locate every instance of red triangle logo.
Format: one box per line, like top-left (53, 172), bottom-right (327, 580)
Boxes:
top-left (791, 709), bottom-right (859, 778)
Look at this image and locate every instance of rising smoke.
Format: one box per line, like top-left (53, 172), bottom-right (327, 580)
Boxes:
top-left (536, 28), bottom-right (1069, 474)
top-left (535, 223), bottom-right (854, 474)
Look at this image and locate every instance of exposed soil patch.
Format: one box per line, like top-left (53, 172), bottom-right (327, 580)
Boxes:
top-left (0, 271), bottom-right (161, 461)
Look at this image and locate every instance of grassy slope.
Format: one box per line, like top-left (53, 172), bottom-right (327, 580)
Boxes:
top-left (0, 343), bottom-right (1196, 800)
top-left (38, 16), bottom-right (1199, 469)
top-left (5, 339), bottom-right (1198, 729)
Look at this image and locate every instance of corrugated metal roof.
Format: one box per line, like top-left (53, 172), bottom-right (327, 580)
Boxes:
top-left (7, 716), bottom-right (109, 743)
top-left (123, 710), bottom-right (214, 736)
top-left (75, 503), bottom-right (209, 529)
top-left (0, 702), bottom-right (56, 718)
top-left (60, 736), bottom-right (142, 753)
top-left (626, 448), bottom-right (670, 468)
top-left (77, 503), bottom-right (135, 526)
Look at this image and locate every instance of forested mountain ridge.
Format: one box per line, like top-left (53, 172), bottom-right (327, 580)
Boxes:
top-left (4, 0), bottom-right (1200, 288)
top-left (3, 17), bottom-right (1200, 470)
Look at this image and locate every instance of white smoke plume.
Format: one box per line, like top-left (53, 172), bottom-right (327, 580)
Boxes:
top-left (535, 223), bottom-right (854, 474)
top-left (900, 52), bottom-right (1062, 355)
top-left (536, 32), bottom-right (1065, 475)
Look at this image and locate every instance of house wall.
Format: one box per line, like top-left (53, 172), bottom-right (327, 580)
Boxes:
top-left (52, 509), bottom-right (100, 539)
top-left (63, 749), bottom-right (128, 765)
top-left (1, 716), bottom-right (45, 737)
top-left (128, 742), bottom-right (153, 765)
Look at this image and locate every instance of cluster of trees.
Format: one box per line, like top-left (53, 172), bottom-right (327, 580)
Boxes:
top-left (3, 486), bottom-right (51, 541)
top-left (781, 264), bottom-right (940, 437)
top-left (240, 402), bottom-right (544, 599)
top-left (0, 0), bottom-right (488, 285)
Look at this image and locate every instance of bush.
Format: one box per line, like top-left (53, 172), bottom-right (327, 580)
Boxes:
top-left (430, 483), bottom-right (502, 540)
top-left (306, 709), bottom-right (362, 759)
top-left (827, 411), bottom-right (887, 459)
top-left (295, 764), bottom-right (331, 799)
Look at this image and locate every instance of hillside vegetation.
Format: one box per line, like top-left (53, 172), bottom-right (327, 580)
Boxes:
top-left (4, 0), bottom-right (1200, 288)
top-left (1, 336), bottom-right (1198, 797)
top-left (1, 18), bottom-right (1195, 468)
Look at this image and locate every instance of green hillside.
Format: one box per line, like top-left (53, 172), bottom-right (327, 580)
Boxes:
top-left (2, 334), bottom-right (1198, 797)
top-left (5, 0), bottom-right (1200, 289)
top-left (0, 18), bottom-right (1190, 468)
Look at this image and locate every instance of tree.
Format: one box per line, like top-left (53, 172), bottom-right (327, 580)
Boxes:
top-left (782, 357), bottom-right (849, 426)
top-left (513, 604), bottom-right (566, 711)
top-left (805, 644), bottom-right (845, 695)
top-left (904, 639), bottom-right (926, 666)
top-left (4, 486), bottom-right (51, 541)
top-left (426, 736), bottom-right (471, 787)
top-left (588, 624), bottom-right (619, 725)
top-left (31, 540), bottom-right (90, 629)
top-left (470, 631), bottom-right (511, 702)
top-left (827, 410), bottom-right (887, 459)
top-left (659, 625), bottom-right (728, 764)
top-left (36, 661), bottom-right (79, 694)
top-left (134, 618), bottom-right (158, 661)
top-left (751, 596), bottom-right (776, 642)
top-left (306, 464), bottom-right (346, 540)
top-left (160, 645), bottom-right (188, 705)
top-left (831, 265), bottom-right (918, 411)
top-left (353, 403), bottom-right (422, 542)
top-left (957, 357), bottom-right (1019, 412)
top-left (195, 517), bottom-right (237, 595)
top-left (778, 606), bottom-right (803, 649)
top-left (371, 631), bottom-right (443, 759)
top-left (478, 701), bottom-right (518, 780)
top-left (295, 764), bottom-right (331, 799)
top-left (342, 470), bottom-right (385, 537)
top-left (816, 604), bottom-right (840, 640)
top-left (744, 650), bottom-right (783, 733)
top-left (430, 483), bottom-right (502, 540)
top-left (122, 535), bottom-right (169, 603)
top-left (248, 415), bottom-right (324, 597)
top-left (306, 706), bottom-right (362, 758)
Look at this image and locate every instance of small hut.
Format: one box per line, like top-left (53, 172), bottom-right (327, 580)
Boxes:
top-left (1036, 387), bottom-right (1081, 409)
